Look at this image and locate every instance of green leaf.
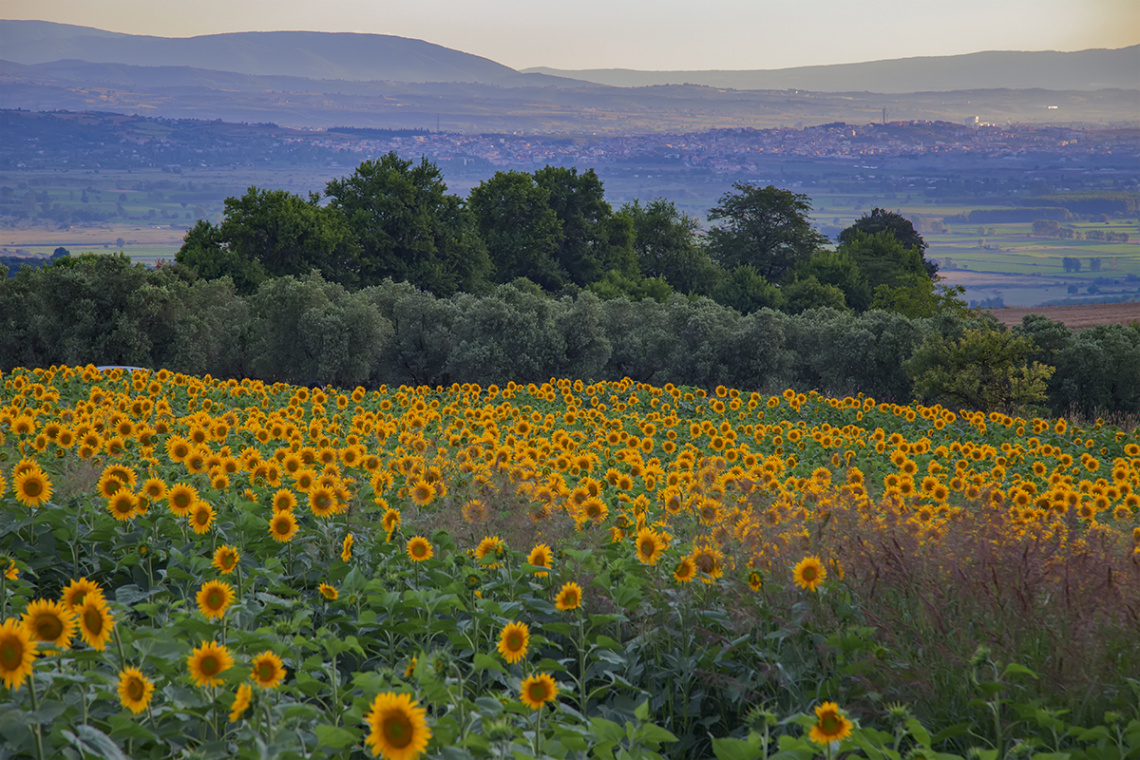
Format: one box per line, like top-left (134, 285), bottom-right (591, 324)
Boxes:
top-left (634, 700), bottom-right (650, 722)
top-left (63, 725), bottom-right (131, 760)
top-left (473, 653), bottom-right (506, 673)
top-left (1001, 663), bottom-right (1039, 680)
top-left (636, 723), bottom-right (678, 745)
top-left (713, 737), bottom-right (765, 760)
top-left (590, 717), bottom-right (626, 744)
top-left (315, 724), bottom-right (360, 749)
top-left (906, 718), bottom-right (932, 748)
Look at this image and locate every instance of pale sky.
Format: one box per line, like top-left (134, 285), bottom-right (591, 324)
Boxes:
top-left (1, 0), bottom-right (1136, 71)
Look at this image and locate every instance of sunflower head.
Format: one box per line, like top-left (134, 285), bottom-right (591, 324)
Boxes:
top-left (554, 582), bottom-right (582, 612)
top-left (197, 580), bottom-right (235, 620)
top-left (212, 545), bottom-right (240, 574)
top-left (809, 701), bottom-right (853, 745)
top-left (0, 619), bottom-right (38, 690)
top-left (21, 598), bottom-right (76, 650)
top-left (497, 621), bottom-right (529, 665)
top-left (117, 666), bottom-right (155, 714)
top-left (406, 537), bottom-right (433, 563)
top-left (76, 596), bottom-right (115, 651)
top-left (250, 650), bottom-right (286, 689)
top-left (793, 555), bottom-right (827, 592)
top-left (364, 691), bottom-right (432, 759)
top-left (520, 672), bottom-right (559, 711)
top-left (269, 511), bottom-right (299, 543)
top-left (187, 640), bottom-right (234, 688)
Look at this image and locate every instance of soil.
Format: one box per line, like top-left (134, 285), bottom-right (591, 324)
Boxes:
top-left (987, 302), bottom-right (1140, 331)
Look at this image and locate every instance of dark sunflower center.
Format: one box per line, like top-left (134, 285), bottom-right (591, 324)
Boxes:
top-left (820, 715), bottom-right (840, 733)
top-left (201, 655), bottom-right (219, 676)
top-left (207, 590), bottom-right (223, 608)
top-left (1, 640), bottom-right (22, 668)
top-left (507, 634), bottom-right (522, 650)
top-left (383, 714), bottom-right (413, 748)
top-left (35, 614), bottom-right (63, 640)
top-left (803, 567), bottom-right (818, 581)
top-left (24, 480), bottom-right (43, 497)
top-left (84, 607), bottom-right (103, 635)
top-left (127, 677), bottom-right (145, 700)
top-left (258, 663), bottom-right (274, 680)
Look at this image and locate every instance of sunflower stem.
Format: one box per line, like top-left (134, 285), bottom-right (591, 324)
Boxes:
top-left (27, 674), bottom-right (44, 760)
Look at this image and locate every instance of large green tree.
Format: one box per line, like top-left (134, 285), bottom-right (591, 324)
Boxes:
top-left (622, 198), bottom-right (719, 295)
top-left (706, 183), bottom-right (828, 282)
top-left (467, 171), bottom-right (565, 289)
top-left (324, 153), bottom-right (490, 296)
top-left (839, 208), bottom-right (937, 277)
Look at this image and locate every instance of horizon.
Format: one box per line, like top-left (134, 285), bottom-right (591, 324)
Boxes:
top-left (1, 0), bottom-right (1136, 72)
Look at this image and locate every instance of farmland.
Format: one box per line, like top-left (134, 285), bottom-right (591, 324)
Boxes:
top-left (1, 366), bottom-right (1137, 759)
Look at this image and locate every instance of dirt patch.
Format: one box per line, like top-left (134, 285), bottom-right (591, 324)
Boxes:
top-left (988, 302), bottom-right (1140, 330)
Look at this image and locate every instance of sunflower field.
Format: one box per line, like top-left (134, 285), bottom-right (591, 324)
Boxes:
top-left (0, 365), bottom-right (1138, 760)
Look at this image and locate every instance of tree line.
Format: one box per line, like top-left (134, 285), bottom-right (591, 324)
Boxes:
top-left (175, 153), bottom-right (962, 320)
top-left (2, 253), bottom-right (1137, 418)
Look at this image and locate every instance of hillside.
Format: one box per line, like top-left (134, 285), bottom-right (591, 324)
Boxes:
top-left (528, 46), bottom-right (1140, 93)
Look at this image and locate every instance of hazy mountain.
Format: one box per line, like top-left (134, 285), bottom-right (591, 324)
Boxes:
top-left (0, 19), bottom-right (517, 84)
top-left (526, 47), bottom-right (1140, 93)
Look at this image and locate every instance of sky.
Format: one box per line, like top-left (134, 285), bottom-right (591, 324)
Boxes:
top-left (1, 0), bottom-right (1137, 71)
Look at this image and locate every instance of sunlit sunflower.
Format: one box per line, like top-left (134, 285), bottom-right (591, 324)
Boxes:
top-left (554, 582), bottom-right (582, 612)
top-left (20, 598), bottom-right (76, 650)
top-left (269, 511), bottom-right (299, 543)
top-left (408, 479), bottom-right (436, 507)
top-left (61, 577), bottom-right (104, 612)
top-left (187, 640), bottom-right (233, 688)
top-left (229, 682), bottom-right (253, 722)
top-left (406, 536), bottom-right (433, 562)
top-left (308, 485), bottom-right (339, 518)
top-left (363, 691), bottom-right (432, 760)
top-left (76, 596), bottom-right (115, 651)
top-left (166, 483), bottom-right (198, 517)
top-left (272, 489), bottom-right (298, 513)
top-left (0, 618), bottom-right (37, 690)
top-left (382, 508), bottom-right (403, 535)
top-left (497, 621), bottom-right (529, 664)
top-left (475, 536), bottom-right (505, 564)
top-left (809, 701), bottom-right (853, 745)
top-left (189, 501), bottom-right (216, 534)
top-left (319, 583), bottom-right (339, 601)
top-left (196, 580), bottom-right (235, 620)
top-left (673, 556), bottom-right (697, 583)
top-left (117, 666), bottom-right (155, 714)
top-left (250, 650), bottom-right (286, 689)
top-left (520, 672), bottom-right (559, 711)
top-left (793, 555), bottom-right (827, 592)
top-left (141, 477), bottom-right (167, 502)
top-left (106, 490), bottom-right (139, 521)
top-left (526, 544), bottom-right (552, 577)
top-left (14, 468), bottom-right (52, 508)
top-left (212, 545), bottom-right (240, 574)
top-left (635, 527), bottom-right (668, 565)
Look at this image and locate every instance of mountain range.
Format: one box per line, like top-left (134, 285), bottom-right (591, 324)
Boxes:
top-left (2, 20), bottom-right (1137, 132)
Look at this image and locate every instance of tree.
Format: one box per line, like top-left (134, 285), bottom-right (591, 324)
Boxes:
top-left (324, 153), bottom-right (490, 296)
top-left (534, 166), bottom-right (637, 287)
top-left (838, 208), bottom-right (936, 277)
top-left (468, 171), bottom-right (565, 289)
top-left (837, 230), bottom-right (929, 292)
top-left (622, 199), bottom-right (718, 294)
top-left (706, 183), bottom-right (827, 282)
top-left (791, 249), bottom-right (871, 311)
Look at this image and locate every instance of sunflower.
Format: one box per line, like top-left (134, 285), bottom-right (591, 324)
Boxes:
top-left (76, 596), bottom-right (115, 651)
top-left (748, 571), bottom-right (763, 592)
top-left (187, 640), bottom-right (234, 688)
top-left (673, 556), bottom-right (696, 583)
top-left (364, 691), bottom-right (432, 760)
top-left (408, 479), bottom-right (436, 507)
top-left (14, 468), bottom-right (52, 508)
top-left (4, 561), bottom-right (16, 581)
top-left (166, 483), bottom-right (198, 517)
top-left (554, 582), bottom-right (582, 612)
top-left (141, 477), bottom-right (167, 502)
top-left (809, 701), bottom-right (853, 745)
top-left (250, 650), bottom-right (286, 689)
top-left (20, 598), bottom-right (76, 650)
top-left (117, 666), bottom-right (155, 714)
top-left (497, 621), bottom-right (529, 665)
top-left (341, 533), bottom-right (354, 562)
top-left (382, 508), bottom-right (403, 535)
top-left (461, 499), bottom-right (487, 524)
top-left (229, 682), bottom-right (253, 722)
top-left (475, 536), bottom-right (505, 563)
top-left (61, 577), bottom-right (105, 612)
top-left (635, 527), bottom-right (668, 565)
top-left (197, 580), bottom-right (235, 620)
top-left (0, 618), bottom-right (37, 690)
top-left (272, 489), bottom-right (298, 513)
top-left (269, 511), bottom-right (299, 543)
top-left (520, 672), bottom-right (559, 711)
top-left (188, 501), bottom-right (216, 534)
top-left (96, 471), bottom-right (126, 498)
top-left (212, 545), bottom-right (240, 574)
top-left (406, 536), bottom-right (433, 562)
top-left (308, 485), bottom-right (339, 518)
top-left (526, 544), bottom-right (552, 577)
top-left (319, 583), bottom-right (339, 601)
top-left (106, 490), bottom-right (139, 521)
top-left (793, 555), bottom-right (827, 592)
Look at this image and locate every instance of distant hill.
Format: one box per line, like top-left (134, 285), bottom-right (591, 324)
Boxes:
top-left (526, 47), bottom-right (1140, 93)
top-left (0, 19), bottom-right (518, 84)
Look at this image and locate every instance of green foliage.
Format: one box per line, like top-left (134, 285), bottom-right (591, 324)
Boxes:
top-left (468, 170), bottom-right (566, 289)
top-left (623, 199), bottom-right (719, 295)
top-left (706, 183), bottom-right (828, 282)
top-left (905, 326), bottom-right (1056, 413)
top-left (838, 208), bottom-right (935, 277)
top-left (782, 276), bottom-right (849, 315)
top-left (712, 265), bottom-right (784, 314)
top-left (792, 249), bottom-right (872, 312)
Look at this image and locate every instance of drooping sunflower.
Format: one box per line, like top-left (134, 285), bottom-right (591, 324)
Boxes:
top-left (189, 501), bottom-right (216, 534)
top-left (554, 582), bottom-right (582, 612)
top-left (0, 618), bottom-right (37, 690)
top-left (793, 555), bottom-right (827, 592)
top-left (212, 545), bottom-right (240, 574)
top-left (117, 666), bottom-right (155, 714)
top-left (526, 544), bottom-right (552, 577)
top-left (520, 672), bottom-right (559, 711)
top-left (250, 650), bottom-right (286, 689)
top-left (4, 561), bottom-right (16, 581)
top-left (673, 556), bottom-right (697, 583)
top-left (497, 621), bottom-right (529, 665)
top-left (382, 508), bottom-right (403, 535)
top-left (341, 533), bottom-right (354, 562)
top-left (363, 691), bottom-right (432, 760)
top-left (20, 598), bottom-right (76, 650)
top-left (61, 577), bottom-right (104, 612)
top-left (406, 536), bottom-right (433, 562)
top-left (319, 583), bottom-right (339, 601)
top-left (187, 640), bottom-right (234, 688)
top-left (748, 571), bottom-right (763, 592)
top-left (808, 701), bottom-right (853, 745)
top-left (229, 682), bottom-right (253, 722)
top-left (77, 596), bottom-right (115, 651)
top-left (14, 468), bottom-right (52, 508)
top-left (166, 483), bottom-right (198, 517)
top-left (269, 511), bottom-right (299, 543)
top-left (196, 580), bottom-right (235, 620)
